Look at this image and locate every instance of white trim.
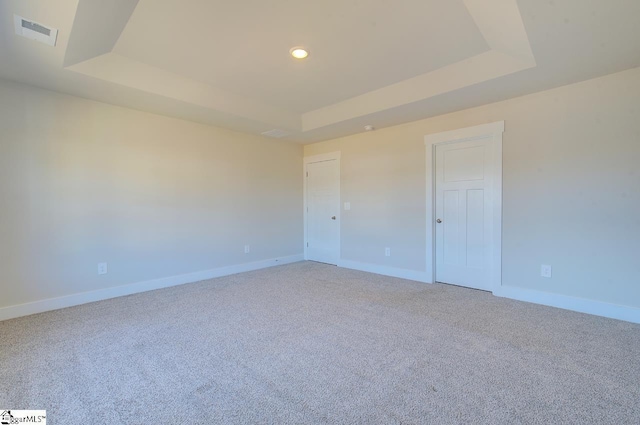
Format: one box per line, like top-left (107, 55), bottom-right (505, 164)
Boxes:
top-left (0, 254), bottom-right (304, 322)
top-left (303, 152), bottom-right (341, 263)
top-left (338, 260), bottom-right (431, 283)
top-left (425, 121), bottom-right (504, 289)
top-left (304, 152), bottom-right (341, 164)
top-left (494, 286), bottom-right (640, 324)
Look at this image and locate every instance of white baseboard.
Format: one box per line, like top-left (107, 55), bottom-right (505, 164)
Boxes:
top-left (0, 254), bottom-right (304, 322)
top-left (337, 260), bottom-right (640, 324)
top-left (337, 259), bottom-right (431, 283)
top-left (494, 286), bottom-right (640, 324)
top-left (5, 256), bottom-right (637, 325)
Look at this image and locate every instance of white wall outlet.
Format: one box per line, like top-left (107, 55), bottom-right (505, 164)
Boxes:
top-left (244, 245), bottom-right (250, 254)
top-left (385, 247), bottom-right (391, 257)
top-left (98, 262), bottom-right (108, 275)
top-left (344, 202), bottom-right (351, 211)
top-left (541, 264), bottom-right (552, 278)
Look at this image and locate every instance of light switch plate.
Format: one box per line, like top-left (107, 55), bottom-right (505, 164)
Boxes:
top-left (344, 202), bottom-right (351, 211)
top-left (540, 264), bottom-right (552, 278)
top-left (98, 262), bottom-right (108, 275)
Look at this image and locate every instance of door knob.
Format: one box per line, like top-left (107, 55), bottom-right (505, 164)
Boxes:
top-left (436, 219), bottom-right (442, 223)
top-left (331, 216), bottom-right (336, 220)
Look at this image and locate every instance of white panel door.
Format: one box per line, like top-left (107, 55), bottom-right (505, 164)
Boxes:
top-left (306, 159), bottom-right (340, 265)
top-left (435, 138), bottom-right (493, 290)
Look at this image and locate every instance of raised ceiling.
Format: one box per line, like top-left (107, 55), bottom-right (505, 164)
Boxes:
top-left (114, 0), bottom-right (490, 113)
top-left (1, 0), bottom-right (639, 143)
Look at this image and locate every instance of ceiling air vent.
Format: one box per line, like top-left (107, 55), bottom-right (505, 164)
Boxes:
top-left (14, 15), bottom-right (58, 47)
top-left (261, 129), bottom-right (290, 138)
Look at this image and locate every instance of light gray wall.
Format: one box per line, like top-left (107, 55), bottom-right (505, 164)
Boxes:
top-left (0, 79), bottom-right (303, 309)
top-left (305, 67), bottom-right (640, 309)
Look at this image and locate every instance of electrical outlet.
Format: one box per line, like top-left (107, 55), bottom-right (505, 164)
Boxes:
top-left (385, 247), bottom-right (391, 257)
top-left (344, 202), bottom-right (351, 211)
top-left (540, 264), bottom-right (552, 278)
top-left (244, 245), bottom-right (250, 254)
top-left (98, 262), bottom-right (108, 275)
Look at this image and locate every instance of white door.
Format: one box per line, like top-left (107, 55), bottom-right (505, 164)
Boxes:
top-left (306, 159), bottom-right (340, 265)
top-left (435, 138), bottom-right (494, 290)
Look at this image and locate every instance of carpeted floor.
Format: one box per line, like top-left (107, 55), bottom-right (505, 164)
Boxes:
top-left (1, 261), bottom-right (639, 424)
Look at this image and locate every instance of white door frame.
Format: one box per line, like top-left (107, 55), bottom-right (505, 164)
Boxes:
top-left (303, 152), bottom-right (341, 262)
top-left (424, 122), bottom-right (504, 292)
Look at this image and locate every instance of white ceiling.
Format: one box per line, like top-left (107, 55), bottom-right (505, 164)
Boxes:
top-left (114, 0), bottom-right (489, 113)
top-left (1, 0), bottom-right (639, 144)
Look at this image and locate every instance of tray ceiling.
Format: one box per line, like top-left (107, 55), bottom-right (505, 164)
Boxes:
top-left (1, 0), bottom-right (639, 143)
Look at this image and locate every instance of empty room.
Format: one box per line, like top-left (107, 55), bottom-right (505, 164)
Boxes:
top-left (1, 0), bottom-right (639, 423)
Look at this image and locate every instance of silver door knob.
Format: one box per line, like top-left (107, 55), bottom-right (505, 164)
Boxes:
top-left (331, 216), bottom-right (336, 220)
top-left (436, 219), bottom-right (442, 223)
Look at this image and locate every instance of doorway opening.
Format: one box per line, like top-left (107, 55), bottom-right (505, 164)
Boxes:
top-left (304, 152), bottom-right (341, 265)
top-left (425, 122), bottom-right (503, 292)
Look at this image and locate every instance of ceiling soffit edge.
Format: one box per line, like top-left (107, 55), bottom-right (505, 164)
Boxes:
top-left (62, 0), bottom-right (536, 135)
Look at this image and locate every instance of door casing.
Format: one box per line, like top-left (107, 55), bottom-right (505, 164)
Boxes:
top-left (425, 122), bottom-right (504, 292)
top-left (303, 152), bottom-right (341, 263)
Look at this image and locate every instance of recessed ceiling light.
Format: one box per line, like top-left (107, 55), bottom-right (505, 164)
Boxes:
top-left (290, 47), bottom-right (309, 59)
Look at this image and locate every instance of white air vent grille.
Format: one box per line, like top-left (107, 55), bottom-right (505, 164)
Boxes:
top-left (261, 129), bottom-right (290, 138)
top-left (22, 20), bottom-right (51, 36)
top-left (14, 15), bottom-right (58, 46)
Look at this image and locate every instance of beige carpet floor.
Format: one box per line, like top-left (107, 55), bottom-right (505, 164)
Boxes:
top-left (1, 261), bottom-right (639, 424)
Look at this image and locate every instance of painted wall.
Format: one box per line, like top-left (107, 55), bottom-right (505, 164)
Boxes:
top-left (305, 67), bottom-right (640, 309)
top-left (0, 79), bottom-right (303, 309)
